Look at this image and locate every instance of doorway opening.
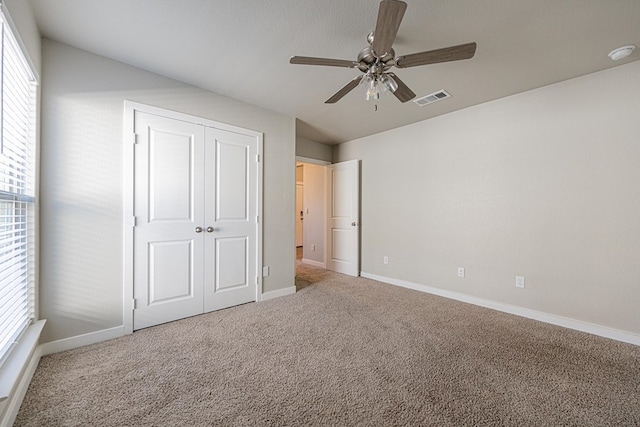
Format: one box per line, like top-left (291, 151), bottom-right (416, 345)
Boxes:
top-left (295, 156), bottom-right (361, 290)
top-left (295, 159), bottom-right (328, 269)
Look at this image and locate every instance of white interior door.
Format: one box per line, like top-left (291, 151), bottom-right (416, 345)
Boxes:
top-left (203, 127), bottom-right (258, 312)
top-left (133, 112), bottom-right (206, 329)
top-left (131, 109), bottom-right (260, 330)
top-left (296, 184), bottom-right (304, 247)
top-left (326, 159), bottom-right (360, 276)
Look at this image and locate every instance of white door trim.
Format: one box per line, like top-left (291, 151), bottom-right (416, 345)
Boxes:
top-left (123, 101), bottom-right (263, 334)
top-left (295, 156), bottom-right (331, 166)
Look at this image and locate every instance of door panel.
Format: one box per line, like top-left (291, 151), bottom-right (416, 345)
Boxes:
top-left (148, 240), bottom-right (194, 304)
top-left (149, 128), bottom-right (194, 222)
top-left (215, 237), bottom-right (248, 290)
top-left (133, 112), bottom-right (205, 330)
top-left (216, 141), bottom-right (248, 221)
top-left (331, 229), bottom-right (351, 262)
top-left (326, 160), bottom-right (360, 276)
top-left (331, 168), bottom-right (349, 218)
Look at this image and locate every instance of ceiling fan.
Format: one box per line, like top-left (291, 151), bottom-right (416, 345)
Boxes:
top-left (290, 0), bottom-right (477, 104)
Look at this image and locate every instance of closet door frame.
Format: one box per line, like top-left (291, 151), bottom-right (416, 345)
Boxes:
top-left (122, 101), bottom-right (264, 335)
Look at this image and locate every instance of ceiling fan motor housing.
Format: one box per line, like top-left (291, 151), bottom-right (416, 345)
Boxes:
top-left (357, 46), bottom-right (395, 74)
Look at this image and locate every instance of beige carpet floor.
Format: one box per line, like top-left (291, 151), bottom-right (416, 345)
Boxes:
top-left (15, 263), bottom-right (640, 426)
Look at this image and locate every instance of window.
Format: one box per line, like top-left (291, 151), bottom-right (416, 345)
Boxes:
top-left (0, 10), bottom-right (37, 367)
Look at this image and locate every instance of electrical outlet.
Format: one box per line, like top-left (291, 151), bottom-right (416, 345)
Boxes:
top-left (516, 276), bottom-right (525, 288)
top-left (263, 266), bottom-right (270, 277)
top-left (383, 256), bottom-right (389, 265)
top-left (311, 244), bottom-right (316, 252)
top-left (457, 267), bottom-right (465, 278)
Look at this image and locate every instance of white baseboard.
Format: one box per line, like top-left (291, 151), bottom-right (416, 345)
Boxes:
top-left (301, 258), bottom-right (325, 268)
top-left (0, 345), bottom-right (42, 427)
top-left (361, 272), bottom-right (640, 346)
top-left (261, 286), bottom-right (296, 301)
top-left (40, 326), bottom-right (125, 356)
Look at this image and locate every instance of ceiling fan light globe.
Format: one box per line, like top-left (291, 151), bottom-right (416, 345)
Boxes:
top-left (365, 77), bottom-right (381, 100)
top-left (381, 74), bottom-right (398, 93)
top-left (361, 73), bottom-right (374, 86)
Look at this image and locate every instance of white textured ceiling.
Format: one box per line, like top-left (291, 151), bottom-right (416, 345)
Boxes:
top-left (29, 0), bottom-right (640, 144)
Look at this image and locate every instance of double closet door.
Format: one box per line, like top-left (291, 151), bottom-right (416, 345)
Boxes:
top-left (132, 111), bottom-right (259, 330)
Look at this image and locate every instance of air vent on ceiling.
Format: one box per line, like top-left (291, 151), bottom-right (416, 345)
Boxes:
top-left (413, 90), bottom-right (451, 107)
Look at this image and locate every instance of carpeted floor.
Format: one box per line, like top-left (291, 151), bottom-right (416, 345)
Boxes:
top-left (15, 263), bottom-right (640, 426)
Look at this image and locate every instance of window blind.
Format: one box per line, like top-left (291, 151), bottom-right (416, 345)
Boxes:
top-left (0, 10), bottom-right (37, 368)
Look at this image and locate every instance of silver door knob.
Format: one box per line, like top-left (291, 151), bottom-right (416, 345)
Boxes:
top-left (195, 226), bottom-right (203, 233)
top-left (206, 226), bottom-right (215, 233)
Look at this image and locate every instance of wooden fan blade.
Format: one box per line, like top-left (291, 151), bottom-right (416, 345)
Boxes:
top-left (387, 73), bottom-right (415, 102)
top-left (395, 42), bottom-right (477, 68)
top-left (372, 0), bottom-right (407, 58)
top-left (290, 56), bottom-right (358, 68)
top-left (325, 76), bottom-right (364, 104)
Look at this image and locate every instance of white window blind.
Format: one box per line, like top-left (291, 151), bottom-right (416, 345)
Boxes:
top-left (0, 10), bottom-right (37, 368)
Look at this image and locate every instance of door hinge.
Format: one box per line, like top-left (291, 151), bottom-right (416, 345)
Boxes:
top-left (256, 276), bottom-right (259, 285)
top-left (129, 216), bottom-right (137, 227)
top-left (133, 134), bottom-right (141, 145)
top-left (132, 298), bottom-right (137, 309)
top-left (256, 215), bottom-right (259, 223)
top-left (256, 154), bottom-right (260, 162)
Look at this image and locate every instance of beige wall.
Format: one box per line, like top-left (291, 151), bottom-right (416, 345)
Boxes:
top-left (296, 136), bottom-right (333, 163)
top-left (336, 61), bottom-right (640, 335)
top-left (301, 163), bottom-right (326, 265)
top-left (39, 39), bottom-right (296, 343)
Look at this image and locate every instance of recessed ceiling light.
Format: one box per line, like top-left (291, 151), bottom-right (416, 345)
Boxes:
top-left (608, 45), bottom-right (635, 61)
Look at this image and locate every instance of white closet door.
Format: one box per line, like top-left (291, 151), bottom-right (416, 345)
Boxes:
top-left (131, 108), bottom-right (260, 330)
top-left (133, 112), bottom-right (206, 330)
top-left (203, 127), bottom-right (258, 312)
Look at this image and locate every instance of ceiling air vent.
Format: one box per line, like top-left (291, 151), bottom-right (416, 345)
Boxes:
top-left (413, 90), bottom-right (451, 107)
